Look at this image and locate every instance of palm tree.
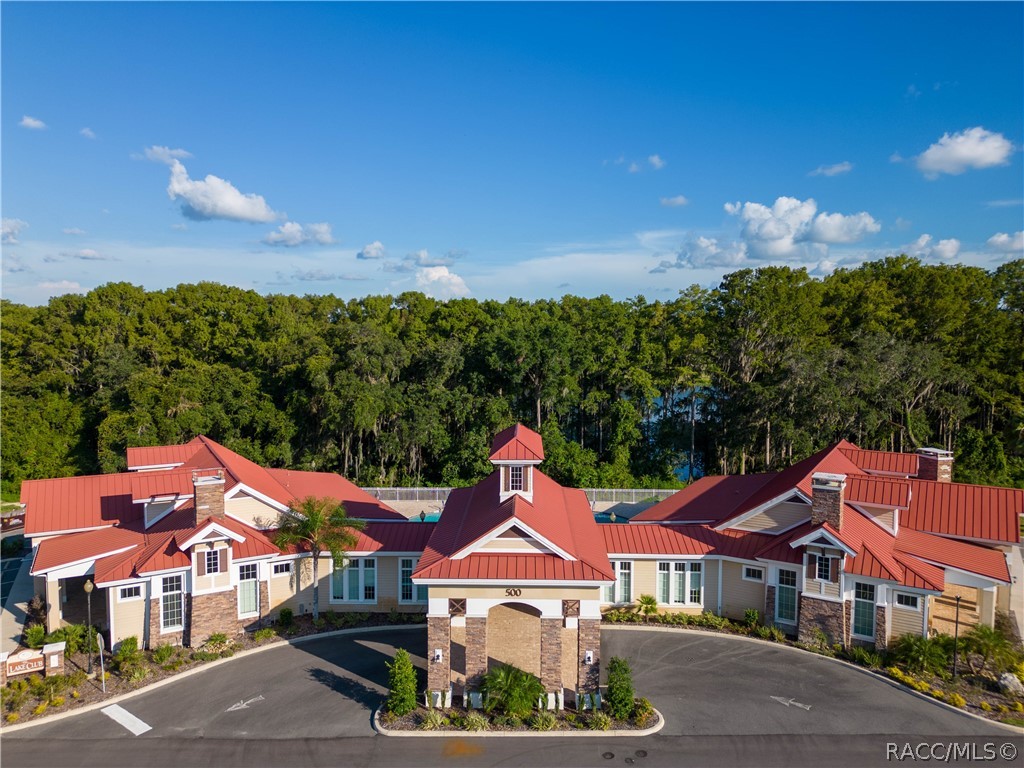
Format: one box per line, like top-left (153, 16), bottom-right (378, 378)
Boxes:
top-left (637, 594), bottom-right (659, 624)
top-left (273, 496), bottom-right (365, 621)
top-left (964, 624), bottom-right (1015, 676)
top-left (480, 664), bottom-right (545, 717)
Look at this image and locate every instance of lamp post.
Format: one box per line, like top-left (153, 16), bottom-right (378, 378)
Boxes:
top-left (952, 595), bottom-right (962, 678)
top-left (83, 579), bottom-right (94, 674)
top-left (419, 511), bottom-right (426, 523)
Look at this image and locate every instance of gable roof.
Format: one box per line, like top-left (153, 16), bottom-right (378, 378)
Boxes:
top-left (844, 475), bottom-right (911, 509)
top-left (838, 441), bottom-right (919, 476)
top-left (489, 424), bottom-right (545, 462)
top-left (632, 474), bottom-right (775, 524)
top-left (126, 438), bottom-right (203, 470)
top-left (901, 479), bottom-right (1022, 544)
top-left (414, 468), bottom-right (612, 582)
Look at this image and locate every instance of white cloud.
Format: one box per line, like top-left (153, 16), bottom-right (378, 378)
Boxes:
top-left (2, 218), bottom-right (29, 244)
top-left (166, 160), bottom-right (278, 223)
top-left (415, 266), bottom-right (470, 300)
top-left (893, 217), bottom-right (912, 231)
top-left (290, 268), bottom-right (367, 282)
top-left (384, 250), bottom-right (453, 273)
top-left (889, 152), bottom-right (905, 164)
top-left (628, 162), bottom-right (640, 174)
top-left (652, 236), bottom-right (749, 272)
top-left (263, 222), bottom-right (334, 246)
top-left (987, 231), bottom-right (1024, 253)
top-left (660, 195), bottom-right (689, 207)
top-left (648, 154), bottom-right (665, 170)
top-left (986, 199), bottom-right (1023, 208)
top-left (901, 234), bottom-right (961, 261)
top-left (80, 127), bottom-right (97, 140)
top-left (62, 227), bottom-right (86, 236)
top-left (357, 240), bottom-right (386, 260)
top-left (62, 248), bottom-right (113, 261)
top-left (724, 196), bottom-right (879, 259)
top-left (38, 280), bottom-right (83, 294)
top-left (916, 127), bottom-right (1013, 178)
top-left (19, 116), bottom-right (46, 130)
top-left (142, 145), bottom-right (193, 164)
top-left (809, 161), bottom-right (853, 177)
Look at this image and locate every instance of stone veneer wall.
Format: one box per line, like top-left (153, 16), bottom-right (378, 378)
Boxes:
top-left (190, 589), bottom-right (238, 645)
top-left (465, 617), bottom-right (488, 689)
top-left (874, 605), bottom-right (887, 650)
top-left (797, 595), bottom-right (845, 646)
top-left (148, 597), bottom-right (188, 649)
top-left (577, 619), bottom-right (600, 693)
top-left (539, 618), bottom-right (562, 691)
top-left (427, 617), bottom-right (451, 693)
top-left (764, 585), bottom-right (776, 627)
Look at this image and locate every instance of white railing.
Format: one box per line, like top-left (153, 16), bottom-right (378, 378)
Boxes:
top-left (361, 487), bottom-right (678, 504)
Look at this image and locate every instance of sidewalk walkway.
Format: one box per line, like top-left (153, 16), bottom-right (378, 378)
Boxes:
top-left (2, 552), bottom-right (36, 653)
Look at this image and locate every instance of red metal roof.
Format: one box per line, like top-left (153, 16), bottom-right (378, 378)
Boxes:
top-left (414, 467), bottom-right (612, 582)
top-left (892, 552), bottom-right (945, 592)
top-left (126, 439), bottom-right (203, 469)
top-left (632, 474), bottom-right (774, 524)
top-left (895, 527), bottom-right (1010, 583)
top-left (902, 479), bottom-right (1022, 545)
top-left (32, 526), bottom-right (141, 573)
top-left (603, 524), bottom-right (788, 562)
top-left (844, 476), bottom-right (911, 509)
top-left (265, 468), bottom-right (403, 520)
top-left (22, 473), bottom-right (142, 536)
top-left (415, 554), bottom-right (609, 582)
top-left (489, 424), bottom-right (545, 462)
top-left (838, 442), bottom-right (919, 476)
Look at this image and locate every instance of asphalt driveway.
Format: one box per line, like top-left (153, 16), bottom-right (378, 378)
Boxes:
top-left (2, 626), bottom-right (1015, 768)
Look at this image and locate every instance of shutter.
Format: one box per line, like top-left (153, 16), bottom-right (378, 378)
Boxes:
top-left (523, 467), bottom-right (530, 493)
top-left (219, 548), bottom-right (228, 573)
top-left (830, 557), bottom-right (839, 583)
top-left (197, 549), bottom-right (207, 576)
top-left (805, 554), bottom-right (816, 581)
top-left (503, 468), bottom-right (510, 493)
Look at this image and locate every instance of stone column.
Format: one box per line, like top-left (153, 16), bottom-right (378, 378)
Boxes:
top-left (577, 618), bottom-right (600, 693)
top-left (764, 585), bottom-right (776, 627)
top-left (465, 617), bottom-right (488, 691)
top-left (42, 641), bottom-right (66, 677)
top-left (540, 617), bottom-right (562, 707)
top-left (426, 617), bottom-right (451, 706)
top-left (45, 578), bottom-right (61, 633)
top-left (874, 605), bottom-right (887, 650)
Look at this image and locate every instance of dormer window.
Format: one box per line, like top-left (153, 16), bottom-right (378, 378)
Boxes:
top-left (205, 549), bottom-right (221, 574)
top-left (510, 466), bottom-right (524, 491)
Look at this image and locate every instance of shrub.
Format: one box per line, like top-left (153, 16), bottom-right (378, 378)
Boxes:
top-left (278, 607), bottom-right (294, 627)
top-left (480, 664), bottom-right (545, 718)
top-left (6, 712), bottom-right (19, 723)
top-left (151, 644), bottom-right (175, 664)
top-left (2, 680), bottom-right (29, 712)
top-left (253, 628), bottom-right (276, 642)
top-left (588, 711), bottom-right (612, 730)
top-left (636, 595), bottom-right (659, 623)
top-left (847, 646), bottom-right (883, 668)
top-left (464, 711), bottom-right (489, 731)
top-left (312, 617), bottom-right (326, 630)
top-left (23, 624), bottom-right (46, 649)
top-left (890, 635), bottom-right (950, 675)
top-left (219, 649), bottom-right (234, 658)
top-left (1014, 702), bottom-right (1024, 713)
top-left (67, 669), bottom-right (87, 687)
top-left (32, 702), bottom-right (47, 716)
top-left (700, 611), bottom-right (728, 631)
top-left (114, 636), bottom-right (143, 670)
top-left (998, 705), bottom-right (1009, 714)
top-left (530, 711), bottom-right (557, 731)
top-left (633, 696), bottom-right (655, 727)
top-left (322, 611), bottom-right (339, 627)
top-left (930, 690), bottom-right (944, 701)
top-left (44, 624), bottom-right (87, 655)
top-left (980, 701), bottom-right (992, 712)
top-left (71, 690), bottom-right (80, 699)
top-left (190, 650), bottom-right (220, 662)
top-left (385, 649), bottom-right (418, 717)
top-left (964, 625), bottom-right (1018, 677)
top-left (419, 709), bottom-right (448, 730)
top-left (491, 713), bottom-right (522, 728)
top-left (207, 633), bottom-right (229, 646)
top-left (743, 609), bottom-right (760, 628)
top-left (605, 657), bottom-right (635, 720)
top-left (50, 696), bottom-right (66, 707)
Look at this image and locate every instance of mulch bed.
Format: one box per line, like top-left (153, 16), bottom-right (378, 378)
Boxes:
top-left (379, 705), bottom-right (658, 733)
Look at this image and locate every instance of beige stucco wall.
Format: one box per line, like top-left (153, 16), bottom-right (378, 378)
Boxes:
top-left (733, 502), bottom-right (809, 533)
top-left (225, 494), bottom-right (282, 529)
top-left (266, 554), bottom-right (415, 616)
top-left (719, 561), bottom-right (766, 620)
top-left (703, 560), bottom-right (719, 614)
top-left (427, 585), bottom-right (599, 602)
top-left (111, 588), bottom-right (148, 646)
top-left (890, 604), bottom-right (924, 639)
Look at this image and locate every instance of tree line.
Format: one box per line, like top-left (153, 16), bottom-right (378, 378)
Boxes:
top-left (2, 255), bottom-right (1022, 497)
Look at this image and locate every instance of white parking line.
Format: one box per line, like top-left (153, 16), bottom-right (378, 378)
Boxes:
top-left (101, 704), bottom-right (152, 735)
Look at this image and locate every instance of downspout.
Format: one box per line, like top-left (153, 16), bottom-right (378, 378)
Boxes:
top-left (716, 559), bottom-right (723, 616)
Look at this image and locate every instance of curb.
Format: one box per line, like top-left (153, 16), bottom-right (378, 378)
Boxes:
top-left (1, 623), bottom-right (426, 734)
top-left (372, 705), bottom-right (666, 738)
top-left (604, 625), bottom-right (1024, 735)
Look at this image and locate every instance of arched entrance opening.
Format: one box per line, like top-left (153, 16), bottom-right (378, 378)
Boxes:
top-left (486, 602), bottom-right (542, 677)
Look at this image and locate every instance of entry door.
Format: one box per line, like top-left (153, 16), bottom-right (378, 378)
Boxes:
top-left (238, 564), bottom-right (259, 615)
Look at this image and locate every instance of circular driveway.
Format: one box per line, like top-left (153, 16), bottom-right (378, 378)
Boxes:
top-left (2, 626), bottom-right (1014, 768)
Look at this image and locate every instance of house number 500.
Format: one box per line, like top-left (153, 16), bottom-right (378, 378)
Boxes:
top-left (505, 588), bottom-right (522, 597)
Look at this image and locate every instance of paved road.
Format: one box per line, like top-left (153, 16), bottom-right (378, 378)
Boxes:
top-left (2, 627), bottom-right (1017, 768)
top-left (1, 554), bottom-right (26, 606)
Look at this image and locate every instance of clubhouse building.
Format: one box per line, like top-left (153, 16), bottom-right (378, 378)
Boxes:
top-left (22, 425), bottom-right (1022, 708)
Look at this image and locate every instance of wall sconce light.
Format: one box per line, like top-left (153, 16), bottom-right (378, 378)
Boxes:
top-left (584, 650), bottom-right (594, 665)
top-left (433, 649), bottom-right (443, 663)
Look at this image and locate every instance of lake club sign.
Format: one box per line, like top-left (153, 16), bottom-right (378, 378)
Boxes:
top-left (0, 641), bottom-right (66, 684)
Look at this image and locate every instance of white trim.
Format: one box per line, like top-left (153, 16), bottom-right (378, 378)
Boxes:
top-left (398, 558), bottom-right (429, 605)
top-left (236, 562), bottom-right (261, 619)
top-left (655, 560), bottom-right (704, 607)
top-left (604, 553), bottom-right (706, 561)
top-left (126, 462), bottom-right (186, 472)
top-left (272, 561), bottom-right (293, 577)
top-left (413, 578), bottom-right (610, 587)
top-left (223, 510), bottom-right (277, 530)
top-left (138, 565), bottom-right (191, 579)
top-left (107, 584), bottom-right (117, 650)
top-left (715, 489), bottom-right (811, 532)
top-left (450, 517), bottom-right (576, 562)
top-left (26, 524), bottom-right (114, 540)
top-left (602, 560), bottom-right (633, 605)
top-left (224, 483), bottom-right (290, 513)
top-left (741, 565), bottom-right (765, 583)
top-left (774, 566), bottom-right (800, 625)
top-left (490, 459), bottom-right (542, 466)
top-left (931, 563), bottom-right (1009, 588)
top-left (329, 557), bottom-right (378, 604)
top-left (158, 573), bottom-right (185, 633)
top-left (132, 493), bottom-right (192, 504)
top-left (788, 529), bottom-right (857, 557)
top-left (30, 544), bottom-right (138, 577)
top-left (117, 584), bottom-right (144, 602)
top-left (143, 498), bottom-right (190, 529)
top-left (893, 592), bottom-right (922, 611)
top-left (177, 521), bottom-right (245, 550)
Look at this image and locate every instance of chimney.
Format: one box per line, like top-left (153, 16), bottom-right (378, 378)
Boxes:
top-left (192, 469), bottom-right (225, 524)
top-left (810, 472), bottom-right (846, 530)
top-left (916, 447), bottom-right (953, 482)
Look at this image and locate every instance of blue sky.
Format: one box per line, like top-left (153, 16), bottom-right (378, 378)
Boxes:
top-left (3, 2), bottom-right (1022, 305)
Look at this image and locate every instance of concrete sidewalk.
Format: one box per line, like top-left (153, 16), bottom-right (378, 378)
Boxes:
top-left (2, 552), bottom-right (36, 653)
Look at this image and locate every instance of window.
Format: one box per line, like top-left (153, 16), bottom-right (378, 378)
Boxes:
top-left (654, 562), bottom-right (702, 605)
top-left (743, 566), bottom-right (764, 582)
top-left (895, 593), bottom-right (920, 610)
top-left (331, 558), bottom-right (377, 602)
top-left (509, 465), bottom-right (523, 491)
top-left (604, 561), bottom-right (632, 604)
top-left (205, 549), bottom-right (220, 575)
top-left (776, 569), bottom-right (798, 624)
top-left (400, 558), bottom-right (428, 603)
top-left (118, 585), bottom-right (142, 601)
top-left (815, 555), bottom-right (831, 581)
top-left (853, 582), bottom-right (876, 638)
top-left (161, 575), bottom-right (184, 630)
top-left (272, 562), bottom-right (292, 576)
top-left (238, 563), bottom-right (259, 615)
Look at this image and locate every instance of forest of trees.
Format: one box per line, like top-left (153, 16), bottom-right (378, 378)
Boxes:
top-left (2, 256), bottom-right (1022, 498)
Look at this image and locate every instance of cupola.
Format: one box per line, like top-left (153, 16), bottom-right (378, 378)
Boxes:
top-left (489, 424), bottom-right (544, 504)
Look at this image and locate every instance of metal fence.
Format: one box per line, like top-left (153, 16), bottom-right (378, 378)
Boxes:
top-left (360, 487), bottom-right (677, 504)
